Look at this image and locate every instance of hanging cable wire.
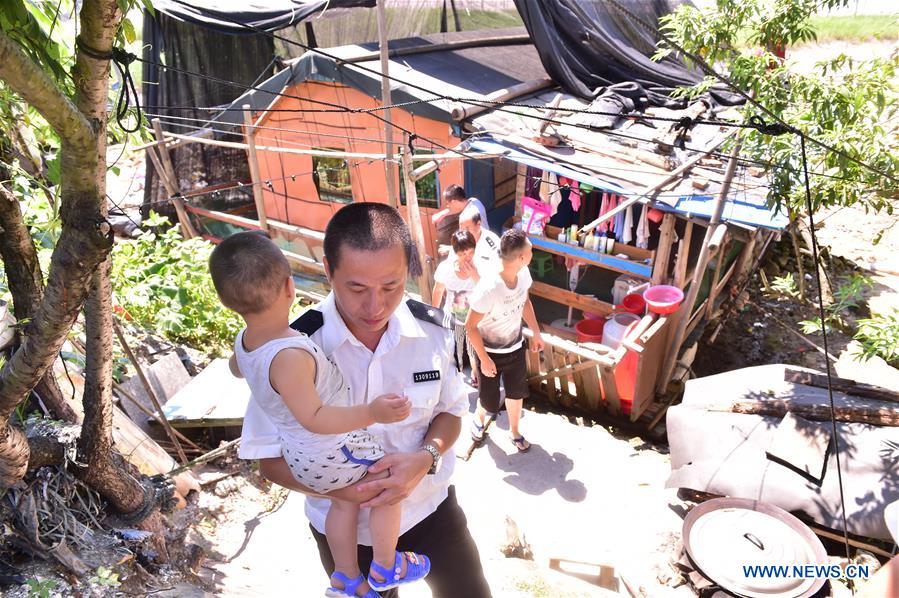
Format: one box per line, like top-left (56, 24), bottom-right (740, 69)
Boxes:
top-left (800, 134), bottom-right (853, 568)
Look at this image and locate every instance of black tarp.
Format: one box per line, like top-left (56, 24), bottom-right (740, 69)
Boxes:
top-left (151, 0), bottom-right (376, 34)
top-left (513, 0), bottom-right (738, 107)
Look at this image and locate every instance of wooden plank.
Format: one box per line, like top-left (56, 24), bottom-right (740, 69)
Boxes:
top-left (672, 221), bottom-right (693, 289)
top-left (556, 349), bottom-right (573, 407)
top-left (705, 233), bottom-right (730, 318)
top-left (242, 105), bottom-right (269, 230)
top-left (530, 280), bottom-right (615, 318)
top-left (528, 359), bottom-right (597, 386)
top-left (183, 205), bottom-right (325, 243)
top-left (580, 362), bottom-right (603, 411)
top-left (514, 162), bottom-right (527, 221)
top-left (544, 226), bottom-right (653, 261)
top-left (600, 364), bottom-right (621, 415)
top-left (722, 399), bottom-right (899, 426)
top-left (529, 234), bottom-right (652, 279)
top-left (400, 146), bottom-right (433, 299)
top-left (161, 359), bottom-right (251, 427)
top-left (784, 368), bottom-right (899, 404)
top-left (629, 317), bottom-right (669, 421)
top-left (543, 343), bottom-right (559, 405)
top-left (651, 213), bottom-right (676, 285)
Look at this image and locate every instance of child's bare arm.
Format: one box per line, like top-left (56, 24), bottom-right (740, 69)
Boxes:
top-left (270, 348), bottom-right (411, 434)
top-left (229, 354), bottom-right (243, 378)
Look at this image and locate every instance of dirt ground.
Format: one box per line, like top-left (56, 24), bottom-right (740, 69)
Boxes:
top-left (5, 39), bottom-right (898, 598)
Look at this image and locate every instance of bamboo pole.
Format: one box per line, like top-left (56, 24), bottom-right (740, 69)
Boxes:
top-left (657, 138), bottom-right (743, 389)
top-left (242, 104), bottom-right (269, 231)
top-left (377, 0), bottom-right (398, 208)
top-left (578, 129), bottom-right (738, 235)
top-left (112, 381), bottom-right (203, 452)
top-left (156, 130), bottom-right (494, 162)
top-left (150, 119), bottom-right (198, 239)
top-left (400, 146), bottom-right (433, 299)
top-left (112, 319), bottom-right (188, 464)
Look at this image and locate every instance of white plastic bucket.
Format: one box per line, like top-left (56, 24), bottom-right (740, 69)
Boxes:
top-left (601, 312), bottom-right (640, 349)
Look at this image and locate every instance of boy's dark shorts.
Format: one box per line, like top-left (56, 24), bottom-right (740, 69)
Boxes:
top-left (476, 345), bottom-right (529, 413)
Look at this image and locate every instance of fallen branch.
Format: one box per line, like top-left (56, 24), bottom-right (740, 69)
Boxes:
top-left (720, 399), bottom-right (899, 427)
top-left (784, 368), bottom-right (899, 405)
top-left (168, 438), bottom-right (241, 476)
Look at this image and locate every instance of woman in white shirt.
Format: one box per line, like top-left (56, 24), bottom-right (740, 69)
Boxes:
top-left (432, 229), bottom-right (480, 387)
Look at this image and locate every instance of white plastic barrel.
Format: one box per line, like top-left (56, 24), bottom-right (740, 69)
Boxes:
top-left (601, 312), bottom-right (640, 349)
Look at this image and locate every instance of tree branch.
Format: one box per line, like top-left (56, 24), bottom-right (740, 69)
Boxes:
top-left (0, 30), bottom-right (93, 152)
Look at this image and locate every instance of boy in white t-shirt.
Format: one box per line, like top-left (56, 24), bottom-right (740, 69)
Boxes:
top-left (210, 232), bottom-right (431, 598)
top-left (465, 229), bottom-right (545, 452)
top-left (432, 229), bottom-right (480, 386)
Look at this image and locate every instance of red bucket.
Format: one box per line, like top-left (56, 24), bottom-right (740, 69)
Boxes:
top-left (575, 318), bottom-right (605, 343)
top-left (618, 293), bottom-right (646, 315)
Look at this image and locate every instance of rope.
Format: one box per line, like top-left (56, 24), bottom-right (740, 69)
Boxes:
top-left (75, 38), bottom-right (143, 133)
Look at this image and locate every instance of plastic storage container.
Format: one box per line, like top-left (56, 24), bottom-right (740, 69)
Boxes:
top-left (601, 313), bottom-right (641, 349)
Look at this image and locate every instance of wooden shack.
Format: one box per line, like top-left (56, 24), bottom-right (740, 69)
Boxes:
top-left (146, 29), bottom-right (787, 426)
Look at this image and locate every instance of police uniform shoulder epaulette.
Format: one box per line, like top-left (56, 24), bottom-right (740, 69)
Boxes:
top-left (290, 308), bottom-right (324, 335)
top-left (405, 298), bottom-right (453, 330)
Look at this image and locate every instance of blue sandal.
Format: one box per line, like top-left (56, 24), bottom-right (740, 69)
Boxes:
top-left (325, 572), bottom-right (379, 598)
top-left (368, 551), bottom-right (431, 591)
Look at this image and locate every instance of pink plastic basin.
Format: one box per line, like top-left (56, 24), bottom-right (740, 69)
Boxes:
top-left (643, 285), bottom-right (684, 315)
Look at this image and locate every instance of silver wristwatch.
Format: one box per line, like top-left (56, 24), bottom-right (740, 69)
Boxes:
top-left (420, 443), bottom-right (442, 475)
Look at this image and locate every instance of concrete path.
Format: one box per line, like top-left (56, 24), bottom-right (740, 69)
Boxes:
top-left (194, 387), bottom-right (687, 597)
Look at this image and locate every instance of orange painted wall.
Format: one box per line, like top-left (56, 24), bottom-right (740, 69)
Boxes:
top-left (252, 81), bottom-right (463, 258)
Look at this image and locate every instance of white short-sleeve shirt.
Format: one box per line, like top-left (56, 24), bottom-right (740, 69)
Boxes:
top-left (239, 293), bottom-right (467, 544)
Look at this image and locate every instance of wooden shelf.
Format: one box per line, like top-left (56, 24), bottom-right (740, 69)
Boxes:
top-left (529, 232), bottom-right (653, 279)
top-left (530, 280), bottom-right (614, 317)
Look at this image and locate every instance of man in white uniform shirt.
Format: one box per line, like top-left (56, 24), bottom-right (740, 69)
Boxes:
top-left (458, 205), bottom-right (501, 277)
top-left (240, 203), bottom-right (490, 597)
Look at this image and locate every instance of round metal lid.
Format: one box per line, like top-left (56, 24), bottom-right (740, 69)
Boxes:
top-left (886, 499), bottom-right (899, 543)
top-left (683, 498), bottom-right (828, 598)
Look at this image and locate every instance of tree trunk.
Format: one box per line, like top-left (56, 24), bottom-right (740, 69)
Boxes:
top-left (142, 11), bottom-right (275, 217)
top-left (71, 0), bottom-right (151, 520)
top-left (0, 164), bottom-right (78, 423)
top-left (0, 1), bottom-right (121, 490)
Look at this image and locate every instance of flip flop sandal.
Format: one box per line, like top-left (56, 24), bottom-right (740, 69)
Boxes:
top-left (471, 420), bottom-right (486, 442)
top-left (511, 436), bottom-right (531, 453)
top-left (368, 551), bottom-right (431, 591)
top-left (325, 572), bottom-right (379, 598)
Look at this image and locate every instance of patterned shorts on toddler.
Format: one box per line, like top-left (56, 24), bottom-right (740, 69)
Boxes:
top-left (283, 429), bottom-right (385, 494)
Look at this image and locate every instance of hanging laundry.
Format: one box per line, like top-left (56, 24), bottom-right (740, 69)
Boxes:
top-left (614, 196), bottom-right (628, 242)
top-left (539, 170), bottom-right (555, 204)
top-left (621, 204), bottom-right (634, 245)
top-left (560, 177), bottom-right (582, 212)
top-left (525, 166), bottom-right (542, 198)
top-left (636, 204), bottom-right (650, 249)
top-left (608, 194), bottom-right (619, 234)
top-left (598, 192), bottom-right (611, 233)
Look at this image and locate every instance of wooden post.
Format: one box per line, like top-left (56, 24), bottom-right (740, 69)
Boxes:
top-left (514, 162), bottom-right (526, 221)
top-left (658, 138), bottom-right (743, 390)
top-left (400, 146), bottom-right (432, 299)
top-left (377, 0), bottom-right (399, 207)
top-left (242, 104), bottom-right (269, 231)
top-left (112, 319), bottom-right (188, 464)
top-left (149, 119), bottom-right (198, 239)
top-left (651, 214), bottom-right (676, 285)
top-left (673, 221), bottom-right (694, 288)
top-left (706, 232), bottom-right (730, 318)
